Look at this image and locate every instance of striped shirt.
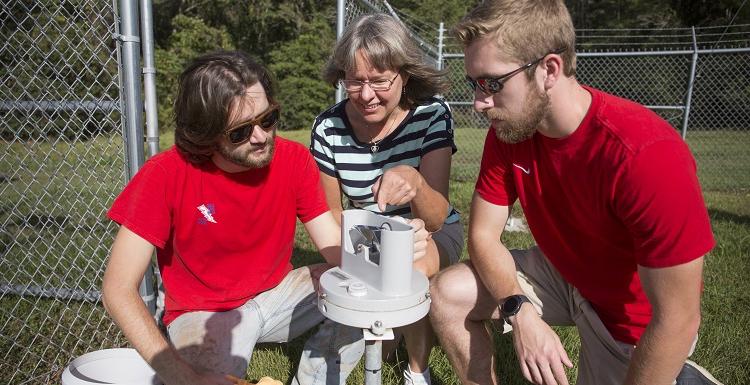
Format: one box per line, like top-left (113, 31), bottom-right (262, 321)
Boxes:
top-left (310, 97), bottom-right (460, 224)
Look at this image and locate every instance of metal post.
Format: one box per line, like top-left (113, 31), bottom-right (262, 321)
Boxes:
top-left (335, 0), bottom-right (345, 104)
top-left (682, 27), bottom-right (699, 139)
top-left (139, 0), bottom-right (163, 322)
top-left (364, 339), bottom-right (383, 385)
top-left (437, 22), bottom-right (444, 71)
top-left (118, 0), bottom-right (156, 315)
top-left (140, 0), bottom-right (159, 157)
top-left (119, 0), bottom-right (144, 177)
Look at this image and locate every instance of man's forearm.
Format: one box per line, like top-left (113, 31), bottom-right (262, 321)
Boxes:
top-left (623, 315), bottom-right (700, 385)
top-left (103, 287), bottom-right (194, 384)
top-left (468, 236), bottom-right (523, 303)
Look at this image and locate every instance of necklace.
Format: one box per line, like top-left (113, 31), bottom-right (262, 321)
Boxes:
top-left (368, 109), bottom-right (401, 153)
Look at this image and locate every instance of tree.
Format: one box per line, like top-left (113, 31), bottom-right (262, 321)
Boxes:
top-left (565, 0), bottom-right (749, 28)
top-left (269, 18), bottom-right (336, 130)
top-left (154, 14), bottom-right (234, 131)
top-left (389, 0), bottom-right (480, 26)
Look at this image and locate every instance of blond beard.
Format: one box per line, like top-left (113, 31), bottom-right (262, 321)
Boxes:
top-left (486, 84), bottom-right (550, 144)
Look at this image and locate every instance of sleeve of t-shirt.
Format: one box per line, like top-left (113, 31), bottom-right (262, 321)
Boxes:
top-left (422, 100), bottom-right (457, 155)
top-left (310, 118), bottom-right (337, 178)
top-left (474, 129), bottom-right (517, 206)
top-left (296, 149), bottom-right (330, 223)
top-left (613, 139), bottom-right (715, 268)
top-left (107, 158), bottom-right (171, 249)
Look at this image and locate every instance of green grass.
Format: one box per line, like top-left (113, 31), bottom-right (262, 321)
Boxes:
top-left (686, 130), bottom-right (750, 192)
top-left (0, 128), bottom-right (748, 384)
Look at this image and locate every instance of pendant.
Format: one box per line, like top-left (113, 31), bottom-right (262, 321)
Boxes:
top-left (370, 144), bottom-right (379, 153)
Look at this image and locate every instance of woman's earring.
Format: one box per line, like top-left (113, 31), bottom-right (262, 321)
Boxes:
top-left (402, 87), bottom-right (407, 96)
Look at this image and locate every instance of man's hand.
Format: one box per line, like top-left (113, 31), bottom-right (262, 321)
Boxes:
top-left (226, 374), bottom-right (282, 385)
top-left (511, 305), bottom-right (573, 385)
top-left (308, 263), bottom-right (334, 292)
top-left (372, 165), bottom-right (423, 212)
top-left (164, 369), bottom-right (233, 385)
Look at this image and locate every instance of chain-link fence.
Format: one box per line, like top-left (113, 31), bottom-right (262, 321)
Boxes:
top-left (0, 1), bottom-right (130, 383)
top-left (344, 0), bottom-right (750, 191)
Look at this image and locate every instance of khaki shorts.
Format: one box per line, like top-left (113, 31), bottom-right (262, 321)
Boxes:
top-left (166, 265), bottom-right (364, 382)
top-left (506, 247), bottom-right (696, 385)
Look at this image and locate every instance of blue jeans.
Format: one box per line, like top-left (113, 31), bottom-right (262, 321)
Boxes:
top-left (167, 264), bottom-right (364, 384)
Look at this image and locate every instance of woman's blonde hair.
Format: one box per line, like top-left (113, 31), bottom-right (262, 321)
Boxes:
top-left (323, 13), bottom-right (449, 109)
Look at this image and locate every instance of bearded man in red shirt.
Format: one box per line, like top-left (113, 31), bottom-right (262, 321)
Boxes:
top-left (101, 50), bottom-right (427, 385)
top-left (429, 2), bottom-right (721, 385)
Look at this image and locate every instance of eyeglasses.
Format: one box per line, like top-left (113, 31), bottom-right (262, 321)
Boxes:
top-left (465, 49), bottom-right (566, 94)
top-left (224, 102), bottom-right (280, 144)
top-left (340, 73), bottom-right (399, 92)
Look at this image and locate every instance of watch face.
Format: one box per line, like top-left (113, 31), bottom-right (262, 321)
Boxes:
top-left (503, 296), bottom-right (521, 314)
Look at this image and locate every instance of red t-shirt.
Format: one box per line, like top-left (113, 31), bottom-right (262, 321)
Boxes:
top-left (475, 86), bottom-right (715, 344)
top-left (108, 138), bottom-right (329, 326)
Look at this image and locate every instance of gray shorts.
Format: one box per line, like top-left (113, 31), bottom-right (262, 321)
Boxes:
top-left (432, 220), bottom-right (464, 268)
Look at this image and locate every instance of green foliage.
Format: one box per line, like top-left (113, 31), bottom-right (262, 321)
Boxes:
top-left (149, 0), bottom-right (749, 135)
top-left (151, 1), bottom-right (336, 131)
top-left (154, 14), bottom-right (234, 131)
top-left (565, 0), bottom-right (749, 28)
top-left (389, 0), bottom-right (481, 26)
top-left (567, 0), bottom-right (680, 28)
top-left (269, 18), bottom-right (336, 130)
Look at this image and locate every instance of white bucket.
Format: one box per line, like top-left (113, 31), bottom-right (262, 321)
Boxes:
top-left (61, 348), bottom-right (162, 385)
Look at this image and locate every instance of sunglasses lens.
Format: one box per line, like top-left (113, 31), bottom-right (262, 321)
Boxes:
top-left (476, 79), bottom-right (489, 93)
top-left (226, 105), bottom-right (279, 144)
top-left (228, 124), bottom-right (251, 144)
top-left (488, 80), bottom-right (501, 93)
top-left (260, 108), bottom-right (280, 129)
top-left (473, 78), bottom-right (501, 94)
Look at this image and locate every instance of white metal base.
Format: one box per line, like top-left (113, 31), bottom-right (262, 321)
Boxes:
top-left (318, 267), bottom-right (430, 330)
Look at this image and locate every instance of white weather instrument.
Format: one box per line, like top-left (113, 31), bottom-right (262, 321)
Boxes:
top-left (318, 210), bottom-right (431, 385)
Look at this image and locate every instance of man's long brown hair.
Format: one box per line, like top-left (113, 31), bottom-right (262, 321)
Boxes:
top-left (174, 50), bottom-right (276, 163)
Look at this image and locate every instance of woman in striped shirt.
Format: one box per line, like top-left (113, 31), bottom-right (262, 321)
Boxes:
top-left (310, 13), bottom-right (463, 385)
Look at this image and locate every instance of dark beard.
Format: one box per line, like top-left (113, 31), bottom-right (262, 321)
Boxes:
top-left (217, 134), bottom-right (275, 168)
top-left (487, 84), bottom-right (550, 144)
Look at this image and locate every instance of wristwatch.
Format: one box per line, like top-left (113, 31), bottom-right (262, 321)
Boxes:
top-left (500, 294), bottom-right (531, 325)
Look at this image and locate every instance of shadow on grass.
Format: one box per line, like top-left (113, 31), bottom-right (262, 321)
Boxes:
top-left (290, 247), bottom-right (326, 268)
top-left (708, 209), bottom-right (750, 226)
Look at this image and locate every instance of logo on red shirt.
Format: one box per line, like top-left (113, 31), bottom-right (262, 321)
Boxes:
top-left (513, 163), bottom-right (531, 175)
top-left (197, 203), bottom-right (217, 224)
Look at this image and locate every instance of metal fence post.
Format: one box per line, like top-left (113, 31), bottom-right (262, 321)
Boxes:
top-left (682, 27), bottom-right (699, 139)
top-left (140, 0), bottom-right (159, 158)
top-left (336, 0), bottom-right (346, 104)
top-left (118, 0), bottom-right (156, 315)
top-left (139, 0), bottom-right (164, 321)
top-left (437, 22), bottom-right (444, 71)
top-left (119, 0), bottom-right (144, 176)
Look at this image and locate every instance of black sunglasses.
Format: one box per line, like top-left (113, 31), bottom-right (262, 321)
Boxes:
top-left (224, 102), bottom-right (280, 144)
top-left (466, 48), bottom-right (566, 94)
